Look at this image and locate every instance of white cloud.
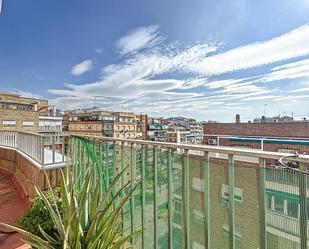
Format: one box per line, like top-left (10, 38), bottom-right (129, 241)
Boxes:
top-left (290, 86), bottom-right (309, 93)
top-left (274, 94), bottom-right (309, 101)
top-left (260, 58), bottom-right (309, 82)
top-left (50, 24), bottom-right (309, 120)
top-left (205, 79), bottom-right (245, 89)
top-left (71, 59), bottom-right (93, 76)
top-left (186, 24), bottom-right (309, 75)
top-left (4, 90), bottom-right (43, 99)
top-left (216, 83), bottom-right (265, 94)
top-left (116, 25), bottom-right (164, 55)
top-left (242, 95), bottom-right (280, 101)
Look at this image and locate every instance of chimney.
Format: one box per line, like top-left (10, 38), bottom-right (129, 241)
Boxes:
top-left (236, 114), bottom-right (240, 124)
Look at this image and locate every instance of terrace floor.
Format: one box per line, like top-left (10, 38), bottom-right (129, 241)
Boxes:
top-left (0, 171), bottom-right (29, 249)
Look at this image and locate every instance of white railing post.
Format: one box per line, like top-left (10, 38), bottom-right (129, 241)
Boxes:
top-left (52, 135), bottom-right (55, 164)
top-left (299, 162), bottom-right (308, 249)
top-left (41, 136), bottom-right (45, 165)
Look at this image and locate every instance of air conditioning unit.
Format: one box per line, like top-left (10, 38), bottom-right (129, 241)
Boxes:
top-left (208, 139), bottom-right (217, 145)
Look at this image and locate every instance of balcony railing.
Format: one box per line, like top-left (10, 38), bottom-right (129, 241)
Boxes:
top-left (0, 131), bottom-right (67, 166)
top-left (2, 132), bottom-right (309, 249)
top-left (68, 135), bottom-right (309, 249)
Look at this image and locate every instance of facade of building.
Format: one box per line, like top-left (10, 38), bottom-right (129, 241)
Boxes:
top-left (254, 115), bottom-right (294, 123)
top-left (136, 114), bottom-right (148, 140)
top-left (203, 114), bottom-right (309, 154)
top-left (68, 111), bottom-right (113, 136)
top-left (147, 123), bottom-right (168, 141)
top-left (67, 109), bottom-right (147, 139)
top-left (69, 120), bottom-right (103, 136)
top-left (39, 116), bottom-right (63, 134)
top-left (0, 92), bottom-right (64, 134)
top-left (113, 112), bottom-right (137, 139)
top-left (167, 127), bottom-right (177, 143)
top-left (164, 117), bottom-right (203, 144)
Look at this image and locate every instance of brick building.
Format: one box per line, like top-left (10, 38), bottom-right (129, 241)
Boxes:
top-left (136, 114), bottom-right (148, 140)
top-left (113, 112), bottom-right (137, 139)
top-left (203, 114), bottom-right (309, 154)
top-left (67, 109), bottom-right (147, 139)
top-left (0, 92), bottom-right (56, 132)
top-left (68, 111), bottom-right (113, 136)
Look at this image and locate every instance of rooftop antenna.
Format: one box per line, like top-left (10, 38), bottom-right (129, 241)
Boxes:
top-left (264, 104), bottom-right (267, 116)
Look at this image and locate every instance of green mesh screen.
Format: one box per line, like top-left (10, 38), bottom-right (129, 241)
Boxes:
top-left (68, 137), bottom-right (309, 249)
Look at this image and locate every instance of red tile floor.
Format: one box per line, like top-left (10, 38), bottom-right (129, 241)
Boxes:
top-left (0, 173), bottom-right (30, 249)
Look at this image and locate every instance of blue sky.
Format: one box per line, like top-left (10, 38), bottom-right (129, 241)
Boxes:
top-left (0, 0), bottom-right (309, 121)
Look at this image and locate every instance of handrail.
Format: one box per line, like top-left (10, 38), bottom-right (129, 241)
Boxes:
top-left (1, 131), bottom-right (309, 167)
top-left (0, 131), bottom-right (67, 166)
top-left (73, 135), bottom-right (309, 164)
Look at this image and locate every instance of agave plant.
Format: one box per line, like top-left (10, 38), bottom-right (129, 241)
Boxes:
top-left (0, 165), bottom-right (140, 249)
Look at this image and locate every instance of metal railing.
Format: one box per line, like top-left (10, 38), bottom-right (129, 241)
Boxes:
top-left (2, 131), bottom-right (309, 248)
top-left (68, 135), bottom-right (309, 249)
top-left (0, 131), bottom-right (67, 166)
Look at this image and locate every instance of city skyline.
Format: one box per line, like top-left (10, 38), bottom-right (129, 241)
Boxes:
top-left (0, 0), bottom-right (309, 121)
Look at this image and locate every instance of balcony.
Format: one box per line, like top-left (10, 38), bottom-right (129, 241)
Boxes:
top-left (0, 131), bottom-right (66, 166)
top-left (1, 132), bottom-right (309, 249)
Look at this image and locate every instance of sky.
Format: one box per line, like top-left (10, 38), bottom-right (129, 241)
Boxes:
top-left (0, 0), bottom-right (309, 122)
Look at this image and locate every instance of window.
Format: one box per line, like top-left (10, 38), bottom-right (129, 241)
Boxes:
top-left (287, 201), bottom-right (298, 218)
top-left (23, 120), bottom-right (34, 126)
top-left (193, 210), bottom-right (205, 225)
top-left (192, 241), bottom-right (205, 249)
top-left (222, 226), bottom-right (242, 248)
top-left (192, 177), bottom-right (204, 192)
top-left (2, 120), bottom-right (16, 126)
top-left (222, 184), bottom-right (243, 202)
top-left (266, 194), bottom-right (272, 209)
top-left (274, 197), bottom-right (284, 213)
top-left (174, 198), bottom-right (182, 212)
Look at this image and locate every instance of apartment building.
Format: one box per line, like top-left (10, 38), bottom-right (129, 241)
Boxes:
top-left (167, 127), bottom-right (177, 143)
top-left (148, 123), bottom-right (168, 141)
top-left (203, 114), bottom-right (309, 154)
top-left (0, 92), bottom-right (49, 132)
top-left (39, 115), bottom-right (63, 134)
top-left (113, 112), bottom-right (137, 139)
top-left (67, 109), bottom-right (147, 139)
top-left (136, 114), bottom-right (148, 140)
top-left (165, 117), bottom-right (203, 144)
top-left (254, 115), bottom-right (294, 123)
top-left (68, 111), bottom-right (113, 136)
